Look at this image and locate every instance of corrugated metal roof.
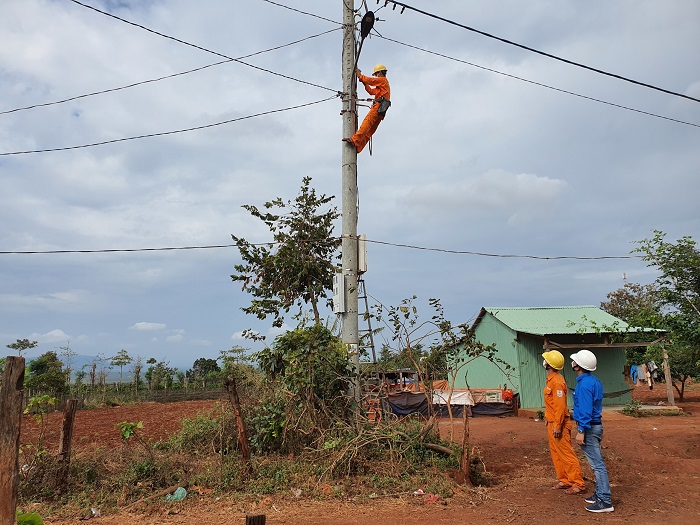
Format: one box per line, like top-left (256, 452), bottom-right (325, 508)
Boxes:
top-left (480, 305), bottom-right (643, 336)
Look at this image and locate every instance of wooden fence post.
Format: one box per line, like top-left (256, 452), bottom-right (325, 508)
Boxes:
top-left (245, 515), bottom-right (266, 525)
top-left (55, 398), bottom-right (79, 493)
top-left (0, 356), bottom-right (26, 525)
top-left (224, 377), bottom-right (252, 473)
top-left (661, 342), bottom-right (675, 406)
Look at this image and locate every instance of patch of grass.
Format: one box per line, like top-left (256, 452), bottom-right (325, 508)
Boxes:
top-left (622, 399), bottom-right (643, 417)
top-left (247, 460), bottom-right (298, 494)
top-left (163, 403), bottom-right (236, 456)
top-left (621, 399), bottom-right (685, 418)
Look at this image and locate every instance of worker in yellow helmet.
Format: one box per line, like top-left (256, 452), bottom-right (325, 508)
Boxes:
top-left (542, 350), bottom-right (586, 495)
top-left (343, 64), bottom-right (391, 153)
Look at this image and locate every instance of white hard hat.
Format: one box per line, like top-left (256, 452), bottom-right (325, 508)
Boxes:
top-left (570, 349), bottom-right (597, 371)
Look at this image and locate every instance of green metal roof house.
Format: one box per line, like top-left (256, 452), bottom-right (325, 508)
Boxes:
top-left (452, 306), bottom-right (661, 409)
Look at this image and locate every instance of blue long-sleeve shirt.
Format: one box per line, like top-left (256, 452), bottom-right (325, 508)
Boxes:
top-left (572, 372), bottom-right (604, 433)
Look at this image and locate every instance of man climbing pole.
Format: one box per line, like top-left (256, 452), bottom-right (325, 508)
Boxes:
top-left (343, 63), bottom-right (391, 154)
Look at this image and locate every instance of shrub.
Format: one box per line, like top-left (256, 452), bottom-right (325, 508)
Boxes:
top-left (249, 398), bottom-right (287, 453)
top-left (622, 399), bottom-right (643, 417)
top-left (164, 403), bottom-right (236, 455)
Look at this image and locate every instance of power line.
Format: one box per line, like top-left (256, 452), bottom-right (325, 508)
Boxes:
top-left (256, 0), bottom-right (698, 127)
top-left (0, 96), bottom-right (338, 156)
top-left (378, 35), bottom-right (700, 129)
top-left (362, 238), bottom-right (639, 260)
top-left (68, 0), bottom-right (337, 93)
top-left (0, 28), bottom-right (341, 115)
top-left (0, 245), bottom-right (236, 255)
top-left (0, 237), bottom-right (640, 260)
top-left (383, 0), bottom-right (700, 104)
top-left (260, 0), bottom-right (340, 25)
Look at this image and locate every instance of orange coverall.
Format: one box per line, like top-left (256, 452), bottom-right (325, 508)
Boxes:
top-left (350, 72), bottom-right (390, 153)
top-left (543, 372), bottom-right (585, 489)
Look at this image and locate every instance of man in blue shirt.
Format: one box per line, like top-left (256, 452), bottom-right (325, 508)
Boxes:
top-left (571, 349), bottom-right (614, 513)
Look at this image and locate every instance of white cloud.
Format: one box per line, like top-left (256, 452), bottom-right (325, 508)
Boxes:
top-left (166, 329), bottom-right (185, 343)
top-left (231, 331), bottom-right (248, 341)
top-left (231, 322), bottom-right (291, 345)
top-left (401, 170), bottom-right (566, 211)
top-left (267, 324), bottom-right (292, 341)
top-left (130, 322), bottom-right (167, 331)
top-left (29, 329), bottom-right (70, 344)
top-left (0, 290), bottom-right (96, 314)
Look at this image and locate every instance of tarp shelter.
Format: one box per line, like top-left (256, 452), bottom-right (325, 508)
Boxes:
top-left (382, 384), bottom-right (520, 417)
top-left (452, 306), bottom-right (664, 409)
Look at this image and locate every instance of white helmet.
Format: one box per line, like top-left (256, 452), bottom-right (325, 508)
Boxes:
top-left (570, 349), bottom-right (597, 371)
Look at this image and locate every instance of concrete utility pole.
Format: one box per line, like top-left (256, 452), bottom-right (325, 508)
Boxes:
top-left (341, 0), bottom-right (361, 404)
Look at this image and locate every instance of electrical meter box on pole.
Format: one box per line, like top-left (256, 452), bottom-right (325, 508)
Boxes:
top-left (358, 233), bottom-right (367, 274)
top-left (333, 273), bottom-right (346, 313)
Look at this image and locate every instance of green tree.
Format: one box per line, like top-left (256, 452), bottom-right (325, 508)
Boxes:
top-left (145, 357), bottom-right (158, 390)
top-left (256, 323), bottom-right (352, 438)
top-left (371, 297), bottom-right (450, 383)
top-left (84, 353), bottom-right (107, 391)
top-left (377, 342), bottom-right (406, 370)
top-left (131, 356), bottom-right (144, 391)
top-left (58, 340), bottom-right (77, 389)
top-left (231, 177), bottom-right (341, 329)
top-left (26, 351), bottom-right (68, 397)
top-left (633, 231), bottom-right (700, 399)
top-left (601, 282), bottom-right (661, 326)
top-left (218, 346), bottom-right (259, 404)
top-left (600, 281), bottom-right (664, 364)
top-left (74, 369), bottom-right (86, 394)
top-left (145, 359), bottom-right (175, 390)
top-left (635, 231), bottom-right (700, 318)
top-left (110, 349), bottom-right (133, 390)
top-left (187, 358), bottom-right (221, 388)
top-left (6, 338), bottom-right (38, 356)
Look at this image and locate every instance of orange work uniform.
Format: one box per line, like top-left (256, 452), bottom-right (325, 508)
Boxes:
top-left (350, 72), bottom-right (390, 153)
top-left (543, 372), bottom-right (585, 489)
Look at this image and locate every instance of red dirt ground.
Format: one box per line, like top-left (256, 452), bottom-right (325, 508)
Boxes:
top-left (20, 383), bottom-right (700, 525)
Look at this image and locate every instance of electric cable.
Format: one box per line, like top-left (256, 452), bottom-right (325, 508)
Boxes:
top-left (0, 28), bottom-right (341, 115)
top-left (68, 0), bottom-right (337, 93)
top-left (0, 236), bottom-right (640, 260)
top-left (381, 0), bottom-right (700, 104)
top-left (260, 0), bottom-right (340, 24)
top-left (256, 0), bottom-right (698, 127)
top-left (0, 95), bottom-right (338, 156)
top-left (361, 238), bottom-right (639, 260)
top-left (378, 35), bottom-right (700, 129)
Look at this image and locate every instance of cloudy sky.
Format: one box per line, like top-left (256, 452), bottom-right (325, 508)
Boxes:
top-left (1, 0), bottom-right (698, 371)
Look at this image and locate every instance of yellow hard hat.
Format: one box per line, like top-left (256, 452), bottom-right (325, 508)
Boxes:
top-left (373, 63), bottom-right (388, 74)
top-left (542, 350), bottom-right (565, 370)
